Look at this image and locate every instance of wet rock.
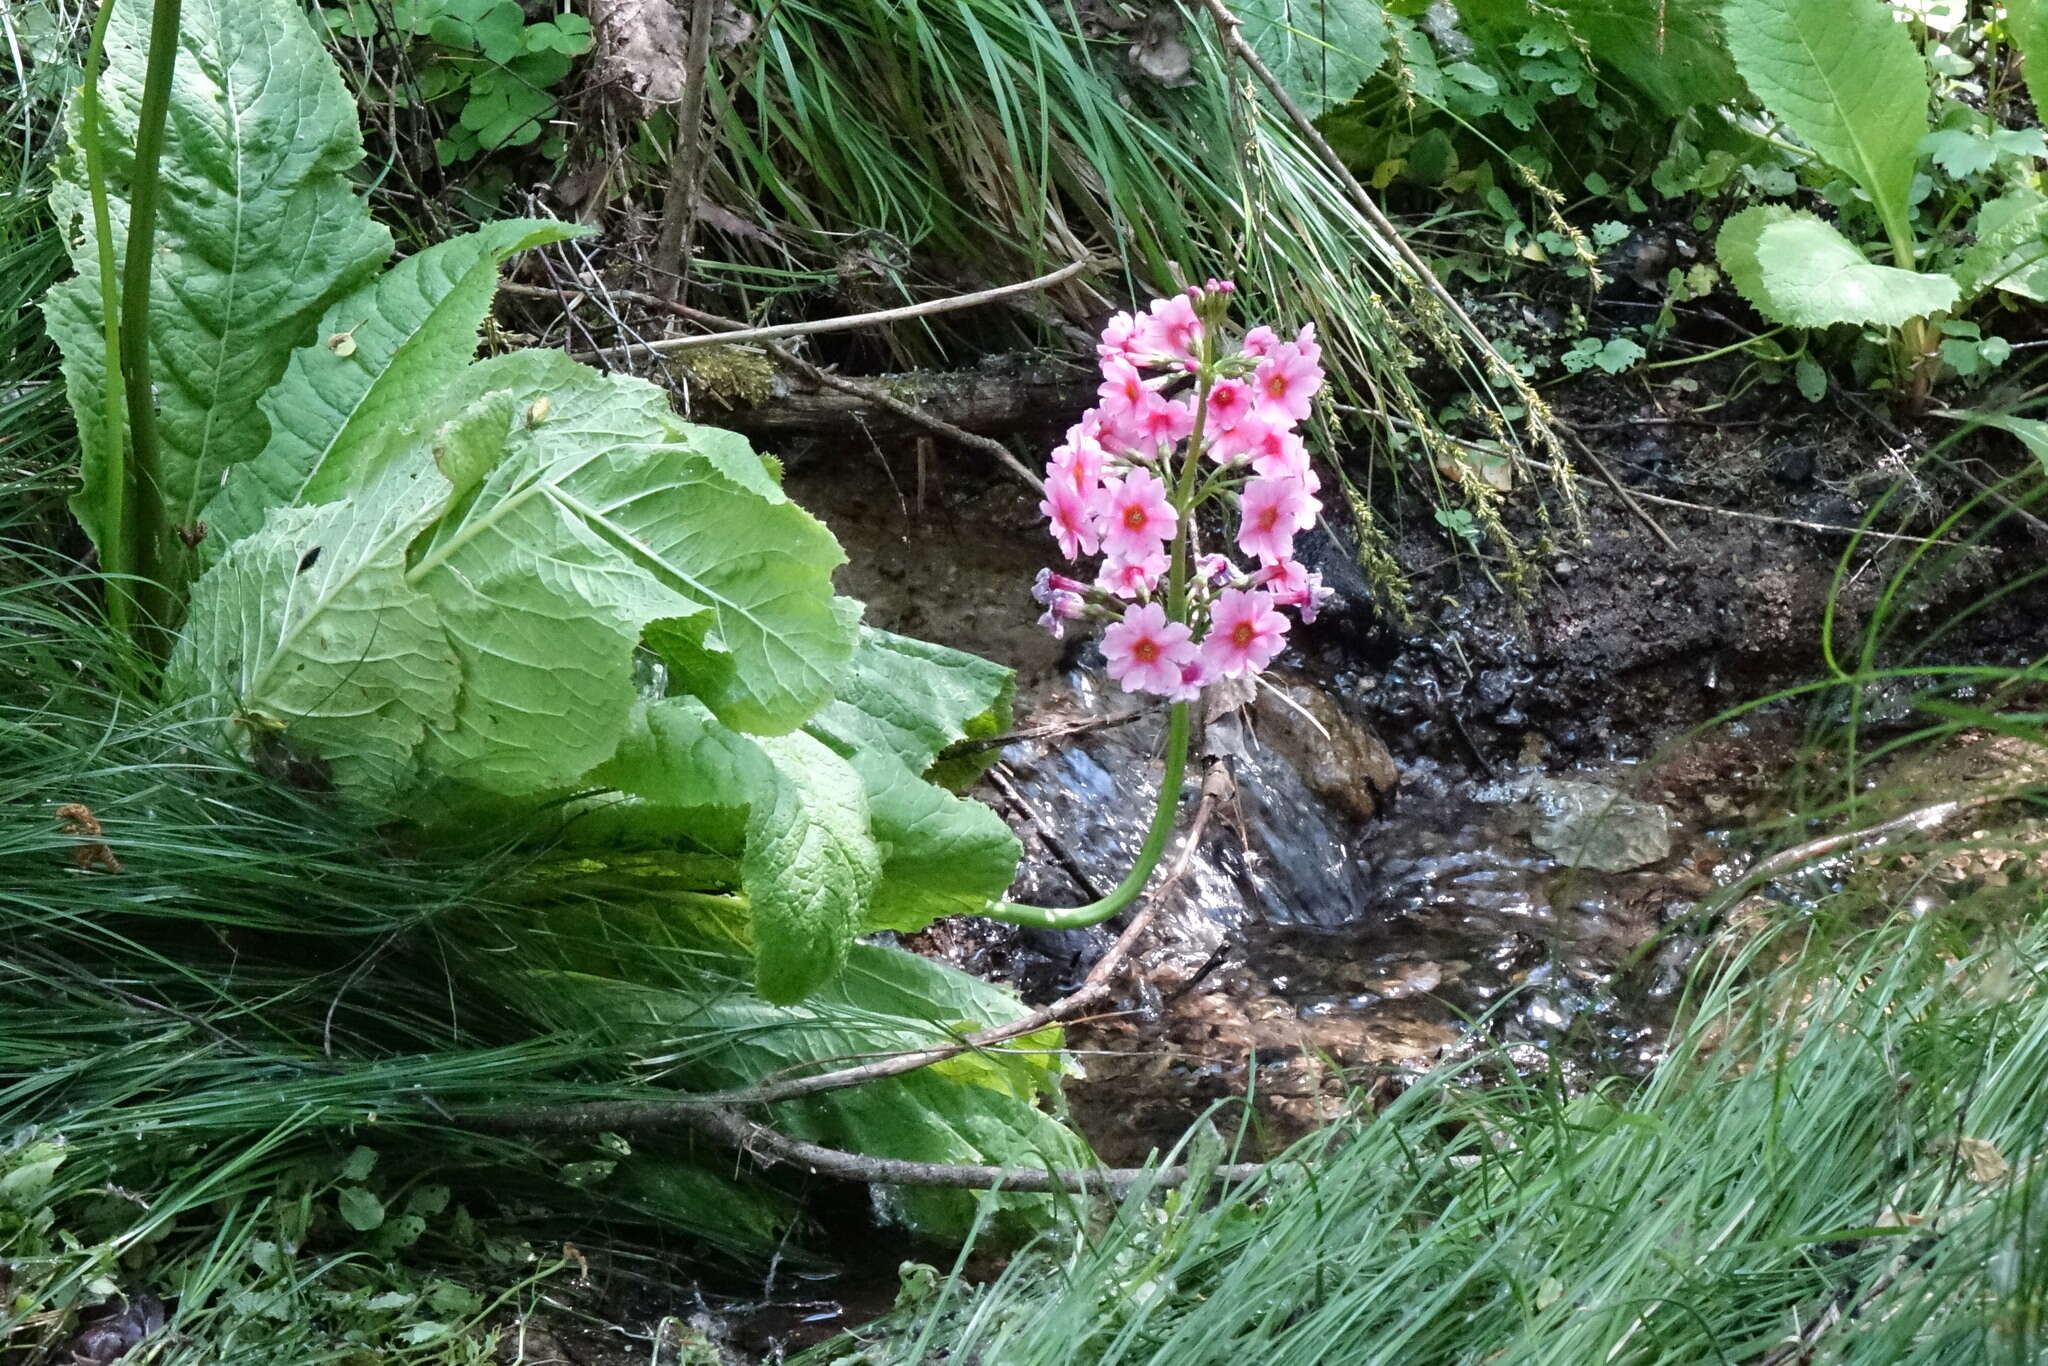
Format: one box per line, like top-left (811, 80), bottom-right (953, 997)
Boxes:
top-left (1526, 778), bottom-right (1673, 872)
top-left (1251, 683), bottom-right (1398, 822)
top-left (67, 1293), bottom-right (166, 1363)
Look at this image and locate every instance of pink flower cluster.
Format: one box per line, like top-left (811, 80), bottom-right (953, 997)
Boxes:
top-left (1034, 283), bottom-right (1334, 700)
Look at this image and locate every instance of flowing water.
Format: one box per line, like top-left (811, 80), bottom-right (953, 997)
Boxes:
top-left (784, 455), bottom-right (1767, 1164)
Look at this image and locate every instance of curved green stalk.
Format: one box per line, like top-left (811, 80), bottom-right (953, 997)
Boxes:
top-left (985, 322), bottom-right (1219, 932)
top-left (980, 701), bottom-right (1191, 930)
top-left (79, 0), bottom-right (131, 640)
top-left (119, 0), bottom-right (186, 634)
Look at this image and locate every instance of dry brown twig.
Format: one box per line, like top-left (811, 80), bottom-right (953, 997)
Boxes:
top-left (55, 803), bottom-right (121, 873)
top-left (558, 258), bottom-right (1090, 361)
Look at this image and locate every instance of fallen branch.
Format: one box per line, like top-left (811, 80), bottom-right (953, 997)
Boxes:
top-left (565, 258), bottom-right (1091, 361)
top-left (1744, 793), bottom-right (2007, 887)
top-left (507, 279), bottom-right (1066, 490)
top-left (677, 1102), bottom-right (1268, 1192)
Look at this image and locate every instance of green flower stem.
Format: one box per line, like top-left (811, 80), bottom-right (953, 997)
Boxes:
top-left (978, 700), bottom-right (1191, 930)
top-left (984, 329), bottom-right (1217, 932)
top-left (79, 0), bottom-right (132, 641)
top-left (119, 0), bottom-right (185, 633)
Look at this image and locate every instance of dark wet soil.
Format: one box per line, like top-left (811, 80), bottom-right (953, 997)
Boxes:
top-left (783, 378), bottom-right (2048, 1165)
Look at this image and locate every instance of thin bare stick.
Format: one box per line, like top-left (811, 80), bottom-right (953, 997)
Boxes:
top-left (565, 259), bottom-right (1090, 361)
top-left (676, 1102), bottom-right (1268, 1192)
top-left (650, 0), bottom-right (716, 298)
top-left (467, 764), bottom-right (1227, 1131)
top-left (936, 710), bottom-right (1144, 759)
top-left (1559, 426), bottom-right (1681, 554)
top-left (1510, 453), bottom-right (1963, 548)
top-left (989, 764), bottom-right (1108, 903)
top-left (1744, 794), bottom-right (2006, 886)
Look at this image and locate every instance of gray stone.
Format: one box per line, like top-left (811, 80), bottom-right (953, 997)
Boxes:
top-left (1526, 778), bottom-right (1672, 872)
top-left (1252, 683), bottom-right (1398, 823)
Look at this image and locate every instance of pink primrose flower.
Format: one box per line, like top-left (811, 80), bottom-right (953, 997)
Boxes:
top-left (1202, 377), bottom-right (1254, 433)
top-left (1257, 558), bottom-right (1334, 624)
top-left (1253, 342), bottom-right (1325, 427)
top-left (1200, 587), bottom-right (1289, 678)
top-left (1098, 311), bottom-right (1143, 365)
top-left (1195, 552), bottom-right (1238, 587)
top-left (1256, 557), bottom-right (1309, 601)
top-left (1041, 479), bottom-right (1101, 561)
top-left (1096, 357), bottom-right (1154, 422)
top-left (1033, 567), bottom-right (1089, 604)
top-left (1100, 468), bottom-right (1178, 560)
top-left (1047, 427), bottom-right (1106, 498)
top-left (1241, 325), bottom-right (1280, 359)
top-left (1102, 602), bottom-right (1197, 696)
top-left (1250, 425), bottom-right (1312, 480)
top-left (1037, 590), bottom-right (1085, 639)
top-left (1237, 475), bottom-right (1316, 562)
top-left (1294, 322), bottom-right (1322, 366)
top-left (1134, 294), bottom-right (1205, 365)
top-left (1097, 547), bottom-right (1169, 600)
top-left (1132, 394), bottom-right (1196, 455)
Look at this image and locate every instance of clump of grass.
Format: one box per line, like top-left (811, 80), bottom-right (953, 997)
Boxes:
top-left (818, 872), bottom-right (2048, 1365)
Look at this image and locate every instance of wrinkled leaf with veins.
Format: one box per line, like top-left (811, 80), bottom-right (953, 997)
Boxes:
top-left (175, 360), bottom-right (856, 804)
top-left (1717, 205), bottom-right (1958, 329)
top-left (404, 350), bottom-right (854, 735)
top-left (1719, 0), bottom-right (1928, 258)
top-left (204, 219), bottom-right (586, 554)
top-left (803, 628), bottom-right (1020, 931)
top-left (166, 397), bottom-right (507, 801)
top-left (1233, 0), bottom-right (1388, 118)
top-left (43, 0), bottom-right (392, 586)
top-left (593, 695), bottom-right (878, 1001)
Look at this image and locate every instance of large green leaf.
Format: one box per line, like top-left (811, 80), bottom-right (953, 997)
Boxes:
top-left (1232, 0), bottom-right (1388, 119)
top-left (1719, 0), bottom-right (1927, 259)
top-left (204, 219), bottom-right (586, 554)
top-left (1459, 0), bottom-right (1742, 115)
top-left (1956, 189), bottom-right (2048, 303)
top-left (804, 629), bottom-right (1021, 931)
top-left (43, 0), bottom-right (392, 587)
top-left (173, 365), bottom-right (856, 806)
top-left (744, 730), bottom-right (881, 1003)
top-left (596, 696), bottom-right (879, 1001)
top-left (164, 398), bottom-right (501, 799)
top-left (407, 351), bottom-right (855, 735)
top-left (1717, 205), bottom-right (1958, 328)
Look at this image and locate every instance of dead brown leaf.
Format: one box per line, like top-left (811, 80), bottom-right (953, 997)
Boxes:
top-left (55, 803), bottom-right (122, 874)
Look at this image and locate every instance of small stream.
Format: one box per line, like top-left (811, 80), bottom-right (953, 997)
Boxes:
top-left (785, 453), bottom-right (1760, 1164)
top-left (968, 672), bottom-right (1711, 1162)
